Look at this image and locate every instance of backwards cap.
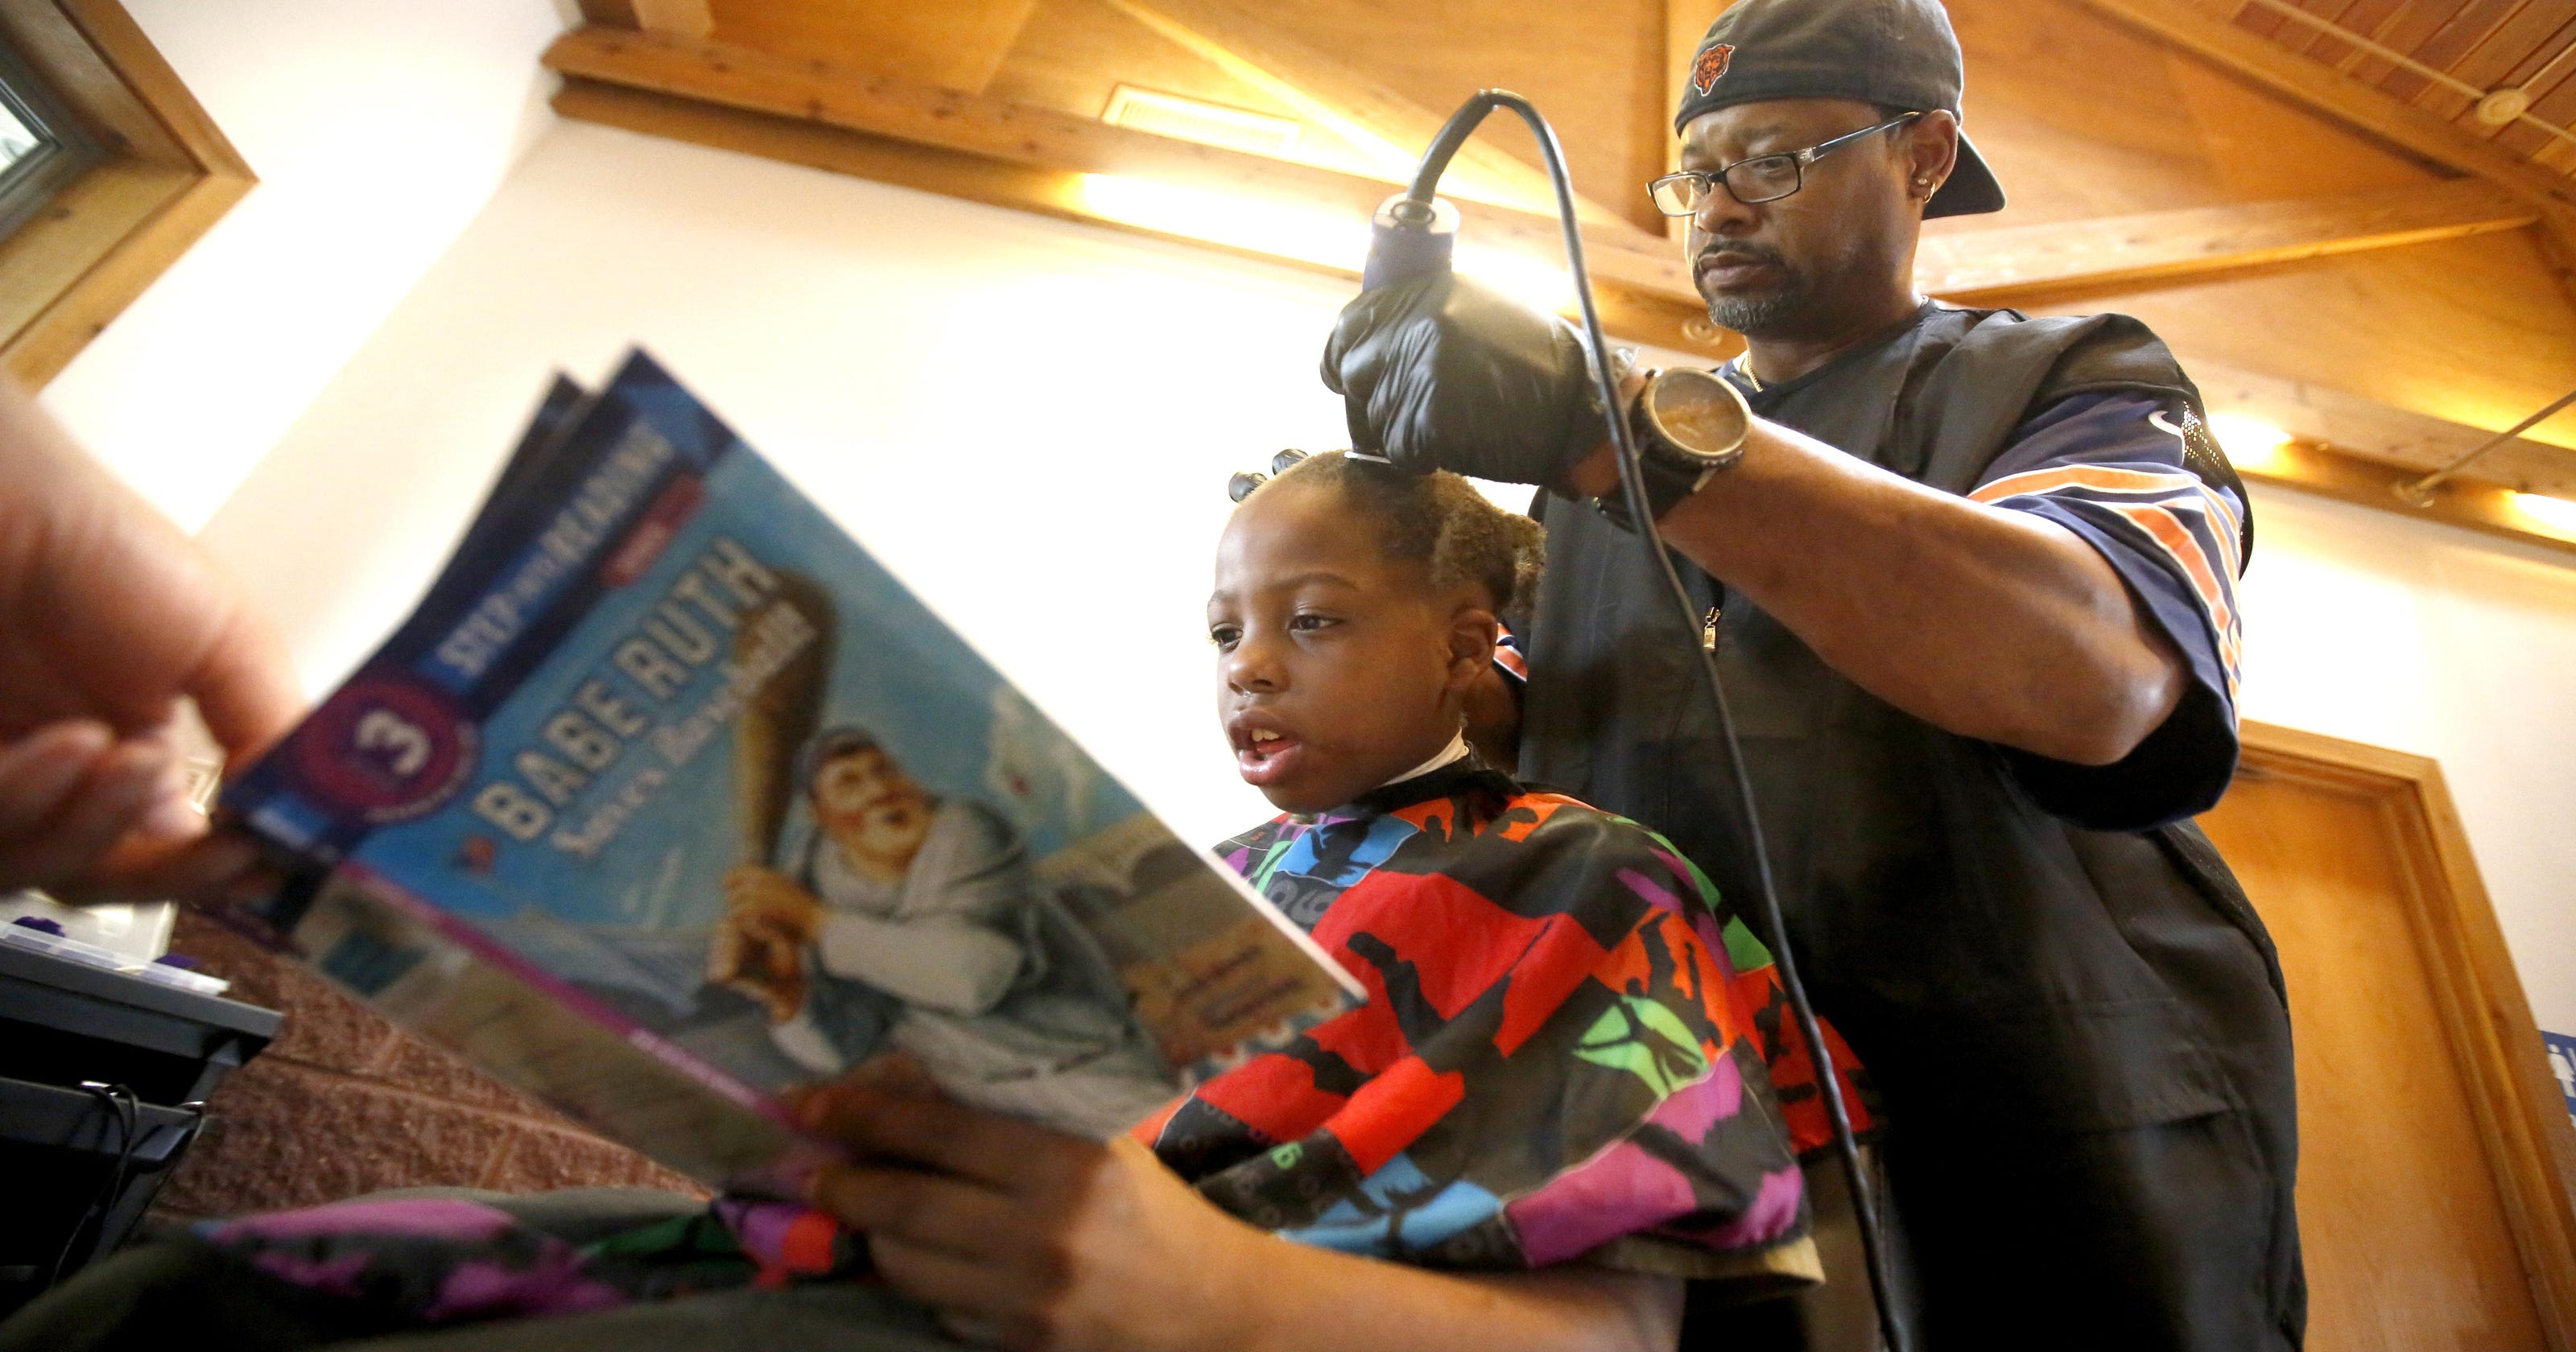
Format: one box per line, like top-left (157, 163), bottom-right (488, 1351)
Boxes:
top-left (1675, 0), bottom-right (2004, 219)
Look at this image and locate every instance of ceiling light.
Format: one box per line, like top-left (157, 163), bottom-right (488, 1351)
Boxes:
top-left (2506, 491), bottom-right (2576, 536)
top-left (1073, 174), bottom-right (1365, 271)
top-left (2206, 414), bottom-right (2293, 472)
top-left (1072, 175), bottom-right (1579, 316)
top-left (1453, 244), bottom-right (1575, 314)
top-left (1101, 86), bottom-right (1302, 159)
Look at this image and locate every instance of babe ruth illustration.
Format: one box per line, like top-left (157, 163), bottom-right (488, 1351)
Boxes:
top-left (708, 723), bottom-right (1177, 1136)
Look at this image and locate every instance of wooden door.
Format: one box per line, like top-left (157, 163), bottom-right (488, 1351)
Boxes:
top-left (2198, 724), bottom-right (2576, 1351)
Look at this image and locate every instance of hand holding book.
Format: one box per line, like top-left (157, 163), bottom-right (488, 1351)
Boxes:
top-left (0, 382), bottom-right (298, 905)
top-left (792, 1053), bottom-right (1269, 1352)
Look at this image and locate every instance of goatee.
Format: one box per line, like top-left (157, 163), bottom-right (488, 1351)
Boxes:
top-left (1705, 291), bottom-right (1805, 336)
top-left (1695, 247), bottom-right (1810, 338)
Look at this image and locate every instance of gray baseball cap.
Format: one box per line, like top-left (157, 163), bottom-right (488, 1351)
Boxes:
top-left (1675, 0), bottom-right (2005, 219)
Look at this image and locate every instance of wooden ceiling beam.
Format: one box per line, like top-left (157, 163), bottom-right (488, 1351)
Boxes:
top-left (2065, 0), bottom-right (2576, 217)
top-left (541, 27), bottom-right (1695, 297)
top-left (2191, 358), bottom-right (2576, 497)
top-left (543, 26), bottom-right (2542, 319)
top-left (551, 73), bottom-right (2576, 558)
top-left (545, 23), bottom-right (2576, 554)
top-left (1918, 178), bottom-right (2539, 300)
top-left (1096, 0), bottom-right (1632, 228)
top-left (547, 75), bottom-right (1736, 361)
top-left (2226, 438), bottom-right (2576, 560)
top-left (576, 0), bottom-right (712, 40)
top-left (2181, 358), bottom-right (2576, 558)
top-left (706, 0), bottom-right (1038, 97)
top-left (572, 0), bottom-right (640, 27)
top-left (631, 0), bottom-right (712, 40)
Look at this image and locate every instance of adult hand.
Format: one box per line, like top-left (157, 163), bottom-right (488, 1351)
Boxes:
top-left (798, 1063), bottom-right (1262, 1352)
top-left (1319, 273), bottom-right (1598, 487)
top-left (0, 382), bottom-right (299, 904)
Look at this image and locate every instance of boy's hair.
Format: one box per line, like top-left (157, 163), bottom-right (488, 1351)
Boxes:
top-left (1249, 451), bottom-right (1546, 612)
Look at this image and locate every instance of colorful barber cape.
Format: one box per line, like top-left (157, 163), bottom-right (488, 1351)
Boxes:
top-left (0, 1190), bottom-right (892, 1352)
top-left (1141, 757), bottom-right (1870, 1285)
top-left (1521, 303), bottom-right (2303, 1350)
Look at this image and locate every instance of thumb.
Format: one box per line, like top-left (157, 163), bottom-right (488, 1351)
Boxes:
top-left (185, 601), bottom-right (303, 771)
top-left (1317, 279), bottom-right (1423, 398)
top-left (1318, 301), bottom-right (1364, 397)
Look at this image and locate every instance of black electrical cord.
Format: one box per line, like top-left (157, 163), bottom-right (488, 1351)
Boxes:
top-left (49, 1081), bottom-right (142, 1290)
top-left (1394, 90), bottom-right (1907, 1352)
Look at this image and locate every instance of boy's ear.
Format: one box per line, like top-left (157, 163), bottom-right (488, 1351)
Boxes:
top-left (1444, 605), bottom-right (1501, 688)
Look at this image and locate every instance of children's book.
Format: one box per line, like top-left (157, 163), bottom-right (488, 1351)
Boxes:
top-left (218, 352), bottom-right (1360, 1187)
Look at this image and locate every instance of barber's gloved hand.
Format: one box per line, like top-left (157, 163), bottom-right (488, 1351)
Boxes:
top-left (1320, 273), bottom-right (1600, 486)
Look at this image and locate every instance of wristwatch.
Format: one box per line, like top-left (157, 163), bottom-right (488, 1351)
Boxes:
top-left (1591, 366), bottom-right (1752, 531)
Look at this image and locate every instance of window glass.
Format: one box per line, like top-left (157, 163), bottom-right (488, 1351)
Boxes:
top-left (0, 98), bottom-right (39, 175)
top-left (0, 43), bottom-right (98, 242)
top-left (0, 8), bottom-right (250, 385)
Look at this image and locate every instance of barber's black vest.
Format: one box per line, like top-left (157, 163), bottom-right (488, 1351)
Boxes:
top-left (1523, 305), bottom-right (2290, 1142)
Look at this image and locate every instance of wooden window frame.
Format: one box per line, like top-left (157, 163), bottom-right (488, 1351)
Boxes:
top-left (0, 25), bottom-right (104, 240)
top-left (0, 0), bottom-right (250, 389)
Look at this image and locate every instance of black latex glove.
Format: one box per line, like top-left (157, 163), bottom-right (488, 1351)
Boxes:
top-left (1319, 273), bottom-right (1600, 485)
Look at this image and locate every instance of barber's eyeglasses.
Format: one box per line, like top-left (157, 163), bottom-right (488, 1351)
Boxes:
top-left (1646, 111), bottom-right (1923, 216)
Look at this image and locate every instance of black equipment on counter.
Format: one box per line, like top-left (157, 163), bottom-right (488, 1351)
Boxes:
top-left (0, 941), bottom-right (279, 1317)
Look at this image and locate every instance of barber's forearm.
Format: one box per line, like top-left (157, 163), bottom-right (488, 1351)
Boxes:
top-left (1569, 425), bottom-right (2184, 764)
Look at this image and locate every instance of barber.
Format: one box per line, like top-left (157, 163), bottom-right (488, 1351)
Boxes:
top-left (1322, 1), bottom-right (2300, 1348)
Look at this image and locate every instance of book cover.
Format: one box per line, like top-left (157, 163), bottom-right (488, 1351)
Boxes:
top-left (221, 352), bottom-right (1356, 1185)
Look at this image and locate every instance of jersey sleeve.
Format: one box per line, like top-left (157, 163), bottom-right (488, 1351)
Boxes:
top-left (1967, 390), bottom-right (2248, 829)
top-left (1492, 623), bottom-right (1529, 691)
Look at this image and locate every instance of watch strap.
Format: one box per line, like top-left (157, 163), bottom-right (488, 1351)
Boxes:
top-left (1588, 454), bottom-right (1720, 534)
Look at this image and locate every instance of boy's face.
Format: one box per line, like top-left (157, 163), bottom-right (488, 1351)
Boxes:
top-left (1208, 480), bottom-right (1498, 814)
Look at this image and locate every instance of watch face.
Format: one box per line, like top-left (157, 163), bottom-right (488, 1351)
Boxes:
top-left (1645, 369), bottom-right (1749, 460)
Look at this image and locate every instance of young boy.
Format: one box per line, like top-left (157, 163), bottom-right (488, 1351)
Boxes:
top-left (0, 455), bottom-right (1864, 1352)
top-left (799, 453), bottom-right (1868, 1350)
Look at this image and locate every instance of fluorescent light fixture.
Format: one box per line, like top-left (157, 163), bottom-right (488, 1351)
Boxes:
top-left (2507, 490), bottom-right (2576, 535)
top-left (1097, 0), bottom-right (1420, 180)
top-left (1453, 244), bottom-right (1576, 314)
top-left (1101, 85), bottom-right (1302, 159)
top-left (1071, 175), bottom-right (1579, 315)
top-left (1074, 174), bottom-right (1366, 271)
top-left (2207, 414), bottom-right (2293, 472)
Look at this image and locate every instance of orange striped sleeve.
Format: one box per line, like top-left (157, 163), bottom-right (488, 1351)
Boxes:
top-left (2106, 501), bottom-right (2241, 696)
top-left (1967, 464), bottom-right (2202, 505)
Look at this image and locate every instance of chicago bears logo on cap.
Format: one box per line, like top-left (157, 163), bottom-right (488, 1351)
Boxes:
top-left (1691, 43), bottom-right (1734, 95)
